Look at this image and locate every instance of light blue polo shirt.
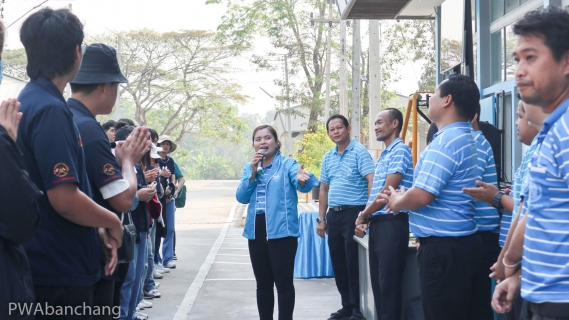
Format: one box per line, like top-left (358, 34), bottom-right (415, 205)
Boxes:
top-left (366, 138), bottom-right (413, 216)
top-left (472, 130), bottom-right (500, 233)
top-left (521, 98), bottom-right (569, 303)
top-left (320, 139), bottom-right (375, 207)
top-left (498, 136), bottom-right (539, 246)
top-left (409, 122), bottom-right (478, 237)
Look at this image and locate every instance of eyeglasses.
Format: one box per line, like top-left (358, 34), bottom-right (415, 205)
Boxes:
top-left (81, 42), bottom-right (88, 55)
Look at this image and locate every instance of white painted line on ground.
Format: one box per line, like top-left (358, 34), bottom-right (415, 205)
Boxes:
top-left (204, 278), bottom-right (256, 281)
top-left (173, 203), bottom-right (238, 320)
top-left (217, 254), bottom-right (249, 257)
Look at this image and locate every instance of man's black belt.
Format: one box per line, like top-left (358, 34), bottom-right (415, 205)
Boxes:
top-left (370, 214), bottom-right (408, 223)
top-left (329, 205), bottom-right (360, 212)
top-left (417, 233), bottom-right (477, 245)
top-left (530, 302), bottom-right (569, 318)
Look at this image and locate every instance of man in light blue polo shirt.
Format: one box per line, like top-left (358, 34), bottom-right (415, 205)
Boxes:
top-left (354, 108), bottom-right (413, 320)
top-left (317, 114), bottom-right (374, 320)
top-left (491, 8), bottom-right (569, 319)
top-left (380, 74), bottom-right (483, 320)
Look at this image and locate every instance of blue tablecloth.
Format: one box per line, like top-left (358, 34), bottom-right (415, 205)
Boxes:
top-left (294, 212), bottom-right (335, 278)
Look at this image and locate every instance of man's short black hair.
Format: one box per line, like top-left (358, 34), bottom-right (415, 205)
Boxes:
top-left (117, 118), bottom-right (136, 127)
top-left (115, 126), bottom-right (134, 141)
top-left (326, 114), bottom-right (349, 132)
top-left (438, 74), bottom-right (480, 121)
top-left (102, 120), bottom-right (115, 131)
top-left (70, 83), bottom-right (101, 95)
top-left (513, 7), bottom-right (569, 62)
top-left (20, 8), bottom-right (84, 80)
top-left (382, 108), bottom-right (404, 133)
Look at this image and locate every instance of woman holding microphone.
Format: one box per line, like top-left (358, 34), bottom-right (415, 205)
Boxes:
top-left (237, 125), bottom-right (318, 320)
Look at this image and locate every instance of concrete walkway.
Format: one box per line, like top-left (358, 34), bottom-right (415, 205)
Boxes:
top-left (142, 180), bottom-right (340, 320)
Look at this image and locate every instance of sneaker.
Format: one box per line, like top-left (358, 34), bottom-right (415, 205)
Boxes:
top-left (134, 312), bottom-right (148, 320)
top-left (162, 267), bottom-right (170, 273)
top-left (145, 288), bottom-right (162, 298)
top-left (143, 291), bottom-right (155, 299)
top-left (173, 254), bottom-right (178, 260)
top-left (327, 308), bottom-right (352, 320)
top-left (155, 282), bottom-right (160, 288)
top-left (138, 300), bottom-right (153, 309)
top-left (164, 261), bottom-right (176, 269)
top-left (153, 270), bottom-right (164, 279)
top-left (156, 264), bottom-right (170, 273)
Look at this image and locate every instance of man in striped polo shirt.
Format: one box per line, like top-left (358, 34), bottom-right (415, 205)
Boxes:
top-left (380, 74), bottom-right (483, 320)
top-left (354, 108), bottom-right (413, 320)
top-left (491, 8), bottom-right (569, 319)
top-left (466, 100), bottom-right (546, 320)
top-left (317, 114), bottom-right (375, 320)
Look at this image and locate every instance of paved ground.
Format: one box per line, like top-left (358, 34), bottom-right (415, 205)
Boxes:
top-left (142, 180), bottom-right (340, 320)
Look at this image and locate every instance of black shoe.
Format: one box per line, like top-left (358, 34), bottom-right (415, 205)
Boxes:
top-left (349, 312), bottom-right (366, 320)
top-left (328, 308), bottom-right (352, 320)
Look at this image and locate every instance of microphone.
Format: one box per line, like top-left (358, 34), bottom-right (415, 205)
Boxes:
top-left (257, 149), bottom-right (265, 175)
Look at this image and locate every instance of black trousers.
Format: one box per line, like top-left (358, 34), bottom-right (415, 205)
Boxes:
top-left (417, 232), bottom-right (483, 320)
top-left (34, 285), bottom-right (94, 320)
top-left (248, 214), bottom-right (298, 320)
top-left (92, 279), bottom-right (114, 320)
top-left (368, 214), bottom-right (409, 320)
top-left (529, 302), bottom-right (569, 320)
top-left (113, 263), bottom-right (129, 309)
top-left (471, 231), bottom-right (501, 320)
top-left (327, 206), bottom-right (365, 313)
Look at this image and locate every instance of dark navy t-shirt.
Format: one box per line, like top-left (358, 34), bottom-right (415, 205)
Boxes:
top-left (69, 98), bottom-right (125, 281)
top-left (16, 77), bottom-right (100, 287)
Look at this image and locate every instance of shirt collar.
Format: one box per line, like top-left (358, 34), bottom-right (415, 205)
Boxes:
top-left (32, 76), bottom-right (67, 105)
top-left (334, 138), bottom-right (356, 154)
top-left (67, 98), bottom-right (96, 120)
top-left (385, 137), bottom-right (403, 152)
top-left (538, 97), bottom-right (569, 142)
top-left (434, 121), bottom-right (472, 139)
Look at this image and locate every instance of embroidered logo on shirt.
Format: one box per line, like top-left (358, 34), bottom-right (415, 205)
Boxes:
top-left (78, 134), bottom-right (83, 147)
top-left (53, 163), bottom-right (69, 177)
top-left (103, 163), bottom-right (116, 176)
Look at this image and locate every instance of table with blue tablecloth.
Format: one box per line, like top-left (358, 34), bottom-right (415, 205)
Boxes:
top-left (294, 212), bottom-right (335, 278)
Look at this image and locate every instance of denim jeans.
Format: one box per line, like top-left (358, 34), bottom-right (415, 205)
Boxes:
top-left (120, 232), bottom-right (147, 320)
top-left (162, 201), bottom-right (176, 264)
top-left (143, 223), bottom-right (156, 293)
top-left (119, 244), bottom-right (138, 319)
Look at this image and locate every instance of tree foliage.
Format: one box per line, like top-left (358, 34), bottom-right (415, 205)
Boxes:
top-left (89, 29), bottom-right (248, 144)
top-left (293, 124), bottom-right (334, 178)
top-left (210, 0), bottom-right (338, 132)
top-left (3, 48), bottom-right (29, 81)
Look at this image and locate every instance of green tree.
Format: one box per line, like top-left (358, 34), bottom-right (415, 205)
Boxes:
top-left (293, 124), bottom-right (334, 178)
top-left (3, 48), bottom-right (29, 81)
top-left (89, 29), bottom-right (248, 144)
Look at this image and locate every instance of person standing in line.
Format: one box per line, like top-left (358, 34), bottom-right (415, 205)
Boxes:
top-left (16, 8), bottom-right (124, 319)
top-left (102, 120), bottom-right (116, 142)
top-left (491, 8), bottom-right (569, 319)
top-left (156, 135), bottom-right (177, 269)
top-left (354, 108), bottom-right (413, 320)
top-left (68, 43), bottom-right (151, 320)
top-left (379, 74), bottom-right (483, 320)
top-left (317, 114), bottom-right (375, 320)
top-left (237, 125), bottom-right (318, 320)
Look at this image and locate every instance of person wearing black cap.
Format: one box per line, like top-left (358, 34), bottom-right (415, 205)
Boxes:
top-left (68, 43), bottom-right (151, 320)
top-left (16, 8), bottom-right (126, 318)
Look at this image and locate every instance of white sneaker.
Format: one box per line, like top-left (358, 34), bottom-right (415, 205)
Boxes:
top-left (135, 312), bottom-right (148, 320)
top-left (155, 282), bottom-right (160, 288)
top-left (153, 270), bottom-right (164, 279)
top-left (140, 299), bottom-right (153, 308)
top-left (164, 261), bottom-right (176, 269)
top-left (145, 288), bottom-right (162, 298)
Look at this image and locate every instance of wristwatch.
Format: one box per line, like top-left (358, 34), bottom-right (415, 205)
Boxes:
top-left (316, 217), bottom-right (326, 223)
top-left (492, 191), bottom-right (505, 211)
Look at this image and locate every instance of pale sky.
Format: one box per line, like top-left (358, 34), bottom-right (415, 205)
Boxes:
top-left (3, 0), bottom-right (420, 116)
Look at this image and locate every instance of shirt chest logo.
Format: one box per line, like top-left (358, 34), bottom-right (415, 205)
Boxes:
top-left (103, 163), bottom-right (116, 176)
top-left (54, 163), bottom-right (69, 177)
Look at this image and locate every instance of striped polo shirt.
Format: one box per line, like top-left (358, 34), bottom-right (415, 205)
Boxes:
top-left (255, 162), bottom-right (274, 214)
top-left (366, 137), bottom-right (413, 216)
top-left (521, 98), bottom-right (569, 303)
top-left (472, 130), bottom-right (500, 233)
top-left (498, 137), bottom-right (539, 246)
top-left (409, 122), bottom-right (478, 237)
top-left (320, 139), bottom-right (375, 207)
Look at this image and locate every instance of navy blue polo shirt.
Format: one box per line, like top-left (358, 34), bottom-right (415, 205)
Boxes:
top-left (16, 76), bottom-right (100, 287)
top-left (132, 164), bottom-right (150, 234)
top-left (157, 156), bottom-right (176, 182)
top-left (69, 98), bottom-right (125, 280)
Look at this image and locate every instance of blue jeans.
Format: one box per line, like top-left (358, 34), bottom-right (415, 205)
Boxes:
top-left (121, 232), bottom-right (147, 319)
top-left (162, 201), bottom-right (176, 264)
top-left (144, 223), bottom-right (156, 293)
top-left (119, 243), bottom-right (139, 319)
